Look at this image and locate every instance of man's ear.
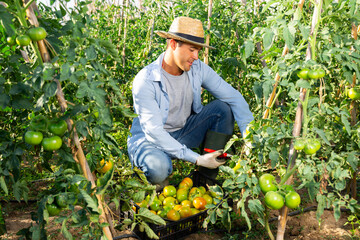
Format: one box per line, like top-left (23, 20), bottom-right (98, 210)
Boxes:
top-left (169, 39), bottom-right (177, 50)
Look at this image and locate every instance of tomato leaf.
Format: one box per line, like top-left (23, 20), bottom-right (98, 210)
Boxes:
top-left (296, 79), bottom-right (311, 89)
top-left (61, 218), bottom-right (73, 240)
top-left (346, 152), bottom-right (358, 171)
top-left (313, 128), bottom-right (330, 145)
top-left (79, 189), bottom-right (99, 213)
top-left (0, 176), bottom-right (8, 195)
top-left (263, 29), bottom-right (274, 50)
top-left (137, 208), bottom-right (166, 226)
top-left (143, 224), bottom-right (159, 240)
top-left (248, 199), bottom-right (265, 219)
top-left (244, 40), bottom-right (255, 59)
top-left (96, 165), bottom-right (114, 195)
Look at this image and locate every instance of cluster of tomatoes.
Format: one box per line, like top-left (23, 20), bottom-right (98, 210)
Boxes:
top-left (294, 138), bottom-right (321, 155)
top-left (259, 173), bottom-right (301, 210)
top-left (297, 67), bottom-right (325, 80)
top-left (7, 27), bottom-right (47, 47)
top-left (46, 192), bottom-right (78, 216)
top-left (135, 177), bottom-right (220, 221)
top-left (24, 115), bottom-right (67, 151)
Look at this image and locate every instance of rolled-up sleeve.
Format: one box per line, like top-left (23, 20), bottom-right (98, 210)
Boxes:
top-left (199, 62), bottom-right (254, 137)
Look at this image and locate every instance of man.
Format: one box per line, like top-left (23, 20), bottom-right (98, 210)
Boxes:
top-left (127, 16), bottom-right (253, 184)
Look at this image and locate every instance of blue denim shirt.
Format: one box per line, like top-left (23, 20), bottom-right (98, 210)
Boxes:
top-left (127, 52), bottom-right (254, 163)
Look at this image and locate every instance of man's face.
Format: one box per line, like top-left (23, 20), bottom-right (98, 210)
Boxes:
top-left (173, 42), bottom-right (202, 72)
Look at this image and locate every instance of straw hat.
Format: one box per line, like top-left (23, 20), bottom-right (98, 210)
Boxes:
top-left (155, 16), bottom-right (214, 49)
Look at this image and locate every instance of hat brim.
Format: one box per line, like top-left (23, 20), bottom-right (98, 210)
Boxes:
top-left (155, 30), bottom-right (215, 49)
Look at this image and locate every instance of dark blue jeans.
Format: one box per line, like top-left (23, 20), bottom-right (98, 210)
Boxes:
top-left (132, 100), bottom-right (234, 184)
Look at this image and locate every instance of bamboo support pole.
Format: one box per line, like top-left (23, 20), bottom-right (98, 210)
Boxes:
top-left (121, 0), bottom-right (129, 68)
top-left (204, 0), bottom-right (213, 65)
top-left (263, 0), bottom-right (305, 120)
top-left (24, 1), bottom-right (114, 239)
top-left (276, 1), bottom-right (322, 239)
top-left (350, 22), bottom-right (358, 199)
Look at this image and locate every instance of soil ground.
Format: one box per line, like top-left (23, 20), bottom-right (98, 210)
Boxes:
top-left (1, 200), bottom-right (359, 240)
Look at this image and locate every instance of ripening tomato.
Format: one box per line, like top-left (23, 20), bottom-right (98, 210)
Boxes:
top-left (163, 185), bottom-right (176, 197)
top-left (192, 197), bottom-right (207, 210)
top-left (179, 206), bottom-right (192, 219)
top-left (167, 209), bottom-right (180, 221)
top-left (97, 159), bottom-right (114, 174)
top-left (176, 188), bottom-right (188, 203)
top-left (348, 88), bottom-right (360, 100)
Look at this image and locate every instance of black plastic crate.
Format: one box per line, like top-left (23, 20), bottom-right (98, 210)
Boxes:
top-left (119, 170), bottom-right (223, 240)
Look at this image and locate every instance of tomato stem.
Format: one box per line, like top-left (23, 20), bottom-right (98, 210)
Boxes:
top-left (302, 90), bottom-right (310, 138)
top-left (264, 207), bottom-right (275, 240)
top-left (23, 0), bottom-right (36, 11)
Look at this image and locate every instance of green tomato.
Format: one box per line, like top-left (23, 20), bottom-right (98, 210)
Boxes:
top-left (55, 194), bottom-right (68, 209)
top-left (259, 173), bottom-right (278, 194)
top-left (46, 203), bottom-right (61, 216)
top-left (27, 27), bottom-right (47, 41)
top-left (16, 35), bottom-right (31, 46)
top-left (24, 131), bottom-right (43, 145)
top-left (297, 68), bottom-right (310, 80)
top-left (348, 88), bottom-right (360, 100)
top-left (294, 139), bottom-right (306, 151)
top-left (303, 139), bottom-right (321, 155)
top-left (264, 191), bottom-right (284, 210)
top-left (285, 191), bottom-right (301, 209)
top-left (42, 136), bottom-right (62, 151)
top-left (150, 199), bottom-right (162, 211)
top-left (48, 119), bottom-right (67, 136)
top-left (7, 36), bottom-right (16, 46)
top-left (308, 69), bottom-right (325, 79)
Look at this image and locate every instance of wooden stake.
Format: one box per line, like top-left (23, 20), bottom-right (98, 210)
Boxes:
top-left (263, 0), bottom-right (305, 120)
top-left (24, 1), bottom-right (114, 239)
top-left (276, 1), bottom-right (322, 239)
top-left (204, 0), bottom-right (213, 65)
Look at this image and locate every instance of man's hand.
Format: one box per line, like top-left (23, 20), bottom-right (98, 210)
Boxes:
top-left (196, 150), bottom-right (225, 169)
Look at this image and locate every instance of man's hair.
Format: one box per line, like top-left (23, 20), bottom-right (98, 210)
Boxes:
top-left (166, 39), bottom-right (183, 48)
